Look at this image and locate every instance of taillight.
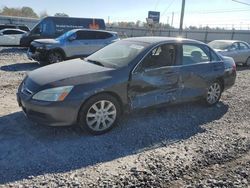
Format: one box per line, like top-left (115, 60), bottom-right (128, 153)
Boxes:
top-left (232, 63), bottom-right (236, 71)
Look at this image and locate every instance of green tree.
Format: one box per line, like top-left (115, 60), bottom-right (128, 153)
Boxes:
top-left (0, 6), bottom-right (38, 18)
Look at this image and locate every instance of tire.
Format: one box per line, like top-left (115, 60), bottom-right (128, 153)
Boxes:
top-left (78, 94), bottom-right (121, 135)
top-left (48, 51), bottom-right (64, 64)
top-left (244, 57), bottom-right (250, 67)
top-left (205, 81), bottom-right (222, 106)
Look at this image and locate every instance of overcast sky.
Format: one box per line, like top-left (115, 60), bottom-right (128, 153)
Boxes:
top-left (1, 0), bottom-right (250, 29)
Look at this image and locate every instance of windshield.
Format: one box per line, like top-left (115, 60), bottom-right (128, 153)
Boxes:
top-left (85, 40), bottom-right (147, 68)
top-left (208, 41), bottom-right (232, 50)
top-left (56, 30), bottom-right (75, 41)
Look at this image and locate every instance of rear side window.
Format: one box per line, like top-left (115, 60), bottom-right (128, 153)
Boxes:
top-left (95, 32), bottom-right (113, 39)
top-left (77, 31), bottom-right (96, 40)
top-left (182, 44), bottom-right (210, 65)
top-left (76, 31), bottom-right (113, 40)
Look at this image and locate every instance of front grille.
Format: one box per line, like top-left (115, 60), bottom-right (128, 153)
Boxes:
top-left (29, 45), bottom-right (36, 53)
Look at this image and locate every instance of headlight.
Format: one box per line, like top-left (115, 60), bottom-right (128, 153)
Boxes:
top-left (32, 86), bottom-right (73, 102)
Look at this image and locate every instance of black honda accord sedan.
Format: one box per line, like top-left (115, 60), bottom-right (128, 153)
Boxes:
top-left (17, 37), bottom-right (236, 134)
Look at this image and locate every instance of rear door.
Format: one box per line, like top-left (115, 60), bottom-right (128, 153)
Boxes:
top-left (226, 42), bottom-right (240, 63)
top-left (237, 42), bottom-right (250, 63)
top-left (128, 43), bottom-right (182, 109)
top-left (180, 43), bottom-right (224, 101)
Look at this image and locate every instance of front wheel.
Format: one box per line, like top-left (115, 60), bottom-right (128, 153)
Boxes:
top-left (48, 51), bottom-right (64, 64)
top-left (205, 81), bottom-right (222, 106)
top-left (78, 94), bottom-right (121, 135)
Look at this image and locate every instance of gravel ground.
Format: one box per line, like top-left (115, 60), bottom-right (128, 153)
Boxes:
top-left (0, 47), bottom-right (249, 187)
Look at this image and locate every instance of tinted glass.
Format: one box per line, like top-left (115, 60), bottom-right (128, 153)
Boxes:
top-left (182, 44), bottom-right (210, 65)
top-left (95, 32), bottom-right (113, 39)
top-left (2, 30), bottom-right (22, 35)
top-left (77, 31), bottom-right (96, 40)
top-left (239, 42), bottom-right (249, 50)
top-left (139, 44), bottom-right (177, 70)
top-left (230, 43), bottom-right (239, 51)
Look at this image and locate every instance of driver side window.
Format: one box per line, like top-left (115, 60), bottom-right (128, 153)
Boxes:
top-left (138, 44), bottom-right (176, 71)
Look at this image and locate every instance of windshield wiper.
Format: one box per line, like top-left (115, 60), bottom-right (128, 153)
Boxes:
top-left (85, 59), bottom-right (104, 67)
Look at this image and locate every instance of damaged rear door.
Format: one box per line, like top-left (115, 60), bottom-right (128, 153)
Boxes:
top-left (128, 43), bottom-right (182, 109)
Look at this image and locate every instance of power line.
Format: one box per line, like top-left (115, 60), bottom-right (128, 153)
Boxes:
top-left (232, 0), bottom-right (250, 6)
top-left (154, 0), bottom-right (161, 10)
top-left (162, 0), bottom-right (175, 16)
top-left (163, 8), bottom-right (250, 15)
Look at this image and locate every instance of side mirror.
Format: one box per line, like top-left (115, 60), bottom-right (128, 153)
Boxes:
top-left (68, 35), bottom-right (76, 41)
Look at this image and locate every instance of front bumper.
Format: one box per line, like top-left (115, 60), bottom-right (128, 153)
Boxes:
top-left (16, 91), bottom-right (81, 126)
top-left (27, 50), bottom-right (47, 62)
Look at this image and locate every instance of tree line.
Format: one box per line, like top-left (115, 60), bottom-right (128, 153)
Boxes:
top-left (0, 6), bottom-right (69, 18)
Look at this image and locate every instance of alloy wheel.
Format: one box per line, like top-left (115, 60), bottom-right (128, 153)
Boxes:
top-left (49, 52), bottom-right (63, 63)
top-left (207, 82), bottom-right (221, 105)
top-left (86, 100), bottom-right (117, 131)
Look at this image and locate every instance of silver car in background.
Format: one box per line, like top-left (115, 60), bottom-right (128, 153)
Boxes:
top-left (208, 40), bottom-right (250, 66)
top-left (27, 29), bottom-right (119, 65)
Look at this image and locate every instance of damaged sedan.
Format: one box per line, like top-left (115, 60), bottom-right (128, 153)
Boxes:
top-left (17, 37), bottom-right (236, 134)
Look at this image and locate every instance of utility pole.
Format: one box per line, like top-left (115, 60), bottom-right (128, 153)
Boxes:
top-left (171, 12), bottom-right (174, 27)
top-left (179, 0), bottom-right (185, 35)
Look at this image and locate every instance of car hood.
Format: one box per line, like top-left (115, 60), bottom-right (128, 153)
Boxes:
top-left (213, 49), bottom-right (228, 54)
top-left (33, 39), bottom-right (60, 44)
top-left (28, 59), bottom-right (114, 87)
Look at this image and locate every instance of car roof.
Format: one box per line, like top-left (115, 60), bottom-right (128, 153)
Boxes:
top-left (0, 28), bottom-right (26, 32)
top-left (68, 29), bottom-right (117, 34)
top-left (123, 36), bottom-right (205, 45)
top-left (210, 40), bottom-right (246, 44)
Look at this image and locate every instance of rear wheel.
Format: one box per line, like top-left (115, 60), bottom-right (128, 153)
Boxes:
top-left (78, 94), bottom-right (121, 135)
top-left (244, 57), bottom-right (250, 67)
top-left (205, 81), bottom-right (222, 106)
top-left (48, 51), bottom-right (64, 64)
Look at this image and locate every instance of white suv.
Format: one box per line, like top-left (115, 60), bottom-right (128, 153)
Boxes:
top-left (27, 29), bottom-right (119, 65)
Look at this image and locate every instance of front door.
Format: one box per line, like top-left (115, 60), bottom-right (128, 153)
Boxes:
top-left (128, 43), bottom-right (182, 109)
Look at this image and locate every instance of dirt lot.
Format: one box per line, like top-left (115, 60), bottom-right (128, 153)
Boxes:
top-left (0, 47), bottom-right (249, 187)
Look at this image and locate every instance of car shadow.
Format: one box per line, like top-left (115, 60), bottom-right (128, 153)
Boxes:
top-left (0, 102), bottom-right (229, 184)
top-left (236, 66), bottom-right (250, 72)
top-left (0, 47), bottom-right (27, 54)
top-left (0, 62), bottom-right (40, 72)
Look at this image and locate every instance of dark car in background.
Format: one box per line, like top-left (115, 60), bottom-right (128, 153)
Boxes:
top-left (208, 40), bottom-right (250, 66)
top-left (20, 16), bottom-right (106, 47)
top-left (27, 29), bottom-right (119, 65)
top-left (17, 37), bottom-right (236, 135)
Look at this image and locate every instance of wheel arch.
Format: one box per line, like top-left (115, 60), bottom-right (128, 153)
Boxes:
top-left (48, 48), bottom-right (66, 59)
top-left (216, 77), bottom-right (225, 91)
top-left (76, 91), bottom-right (124, 123)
